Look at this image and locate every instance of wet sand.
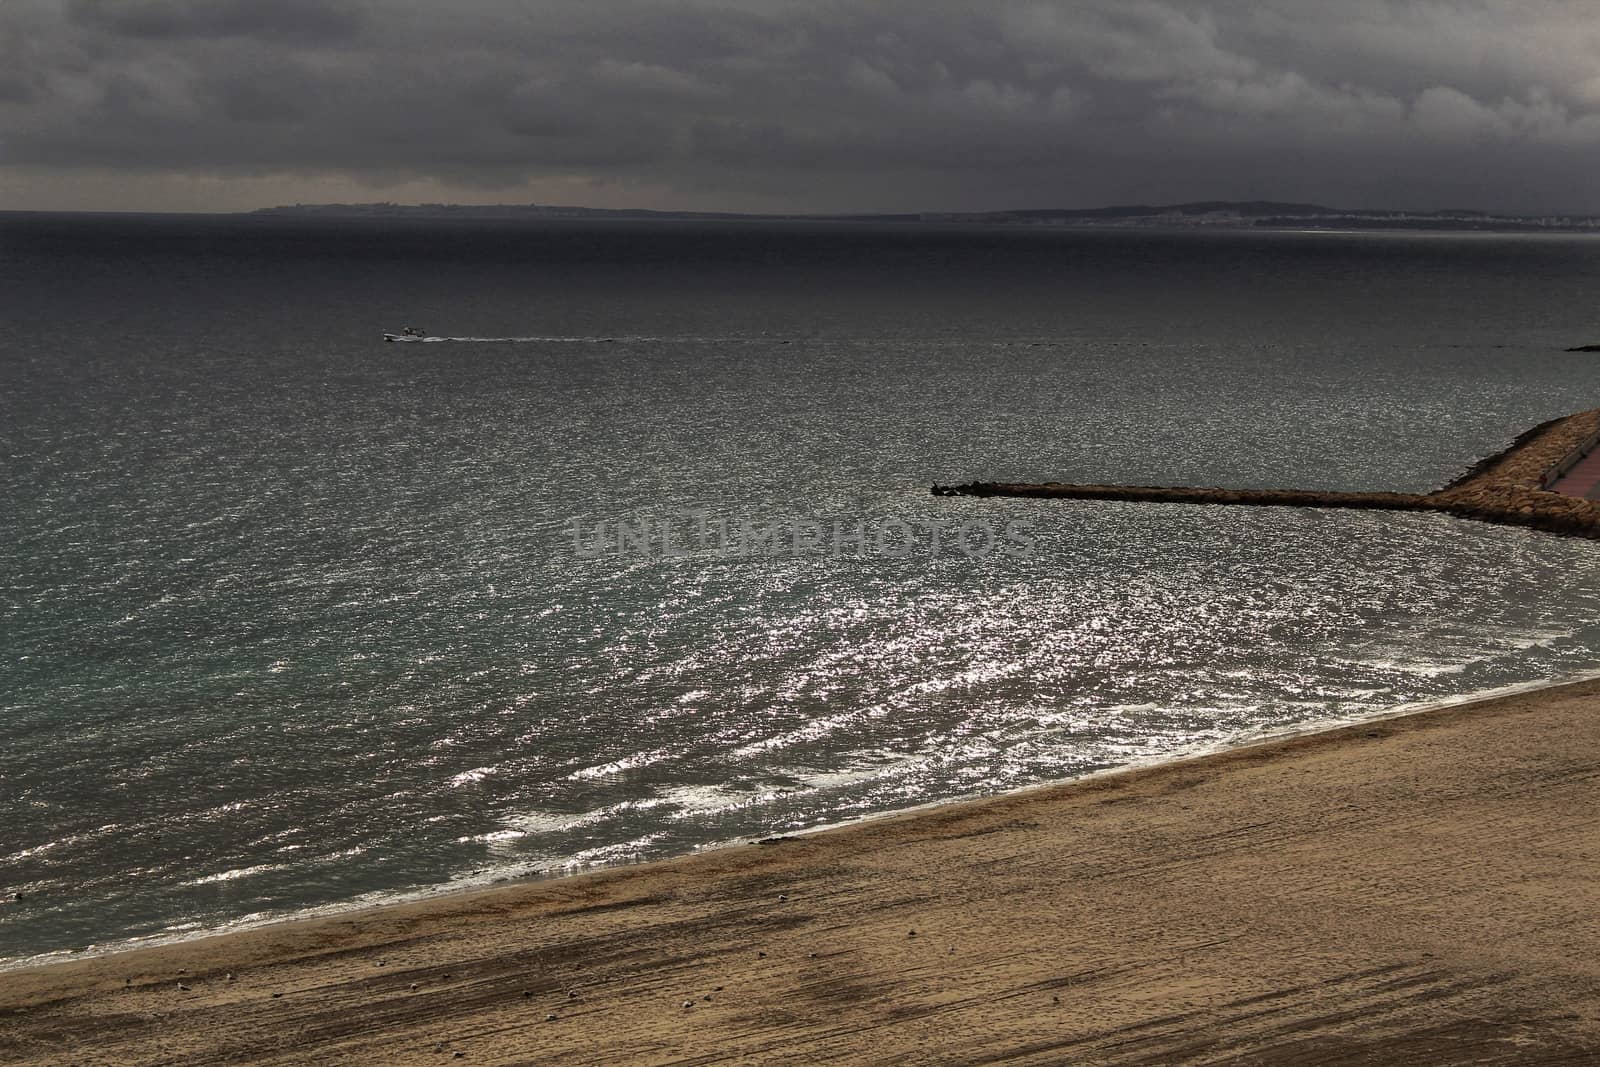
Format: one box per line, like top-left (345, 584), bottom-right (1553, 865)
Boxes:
top-left (4, 680), bottom-right (1600, 1065)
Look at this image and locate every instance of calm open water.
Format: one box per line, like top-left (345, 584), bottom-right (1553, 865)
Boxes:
top-left (5, 214), bottom-right (1600, 965)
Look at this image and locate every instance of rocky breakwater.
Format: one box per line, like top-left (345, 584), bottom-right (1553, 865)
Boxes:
top-left (932, 483), bottom-right (1435, 511)
top-left (932, 407), bottom-right (1600, 540)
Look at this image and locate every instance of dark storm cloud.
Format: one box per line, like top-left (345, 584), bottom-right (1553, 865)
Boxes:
top-left (3, 0), bottom-right (1600, 211)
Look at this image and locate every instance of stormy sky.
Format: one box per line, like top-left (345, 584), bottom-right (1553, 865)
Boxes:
top-left (3, 0), bottom-right (1600, 214)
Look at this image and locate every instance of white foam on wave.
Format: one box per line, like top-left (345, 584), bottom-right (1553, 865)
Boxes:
top-left (14, 670), bottom-right (1600, 979)
top-left (727, 705), bottom-right (887, 759)
top-left (447, 766), bottom-right (499, 787)
top-left (181, 863), bottom-right (285, 887)
top-left (568, 747), bottom-right (675, 780)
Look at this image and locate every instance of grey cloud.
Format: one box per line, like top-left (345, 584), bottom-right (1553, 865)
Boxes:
top-left (65, 0), bottom-right (366, 42)
top-left (0, 74), bottom-right (34, 105)
top-left (4, 0), bottom-right (1600, 212)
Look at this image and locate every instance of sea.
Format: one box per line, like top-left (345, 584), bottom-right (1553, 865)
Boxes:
top-left (5, 212), bottom-right (1600, 968)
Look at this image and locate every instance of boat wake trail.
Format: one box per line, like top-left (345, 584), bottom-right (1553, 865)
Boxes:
top-left (386, 335), bottom-right (773, 345)
top-left (386, 335), bottom-right (1081, 346)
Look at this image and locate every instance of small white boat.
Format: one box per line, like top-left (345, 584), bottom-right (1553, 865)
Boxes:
top-left (383, 326), bottom-right (429, 342)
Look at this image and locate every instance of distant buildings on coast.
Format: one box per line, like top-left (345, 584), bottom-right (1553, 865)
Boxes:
top-left (251, 200), bottom-right (1600, 233)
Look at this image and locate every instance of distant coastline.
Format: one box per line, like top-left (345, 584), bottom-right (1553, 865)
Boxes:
top-left (249, 199), bottom-right (1600, 233)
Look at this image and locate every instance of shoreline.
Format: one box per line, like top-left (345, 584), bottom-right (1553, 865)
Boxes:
top-left (5, 676), bottom-right (1599, 1063)
top-left (5, 670), bottom-right (1594, 979)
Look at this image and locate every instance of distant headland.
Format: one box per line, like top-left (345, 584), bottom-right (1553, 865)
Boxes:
top-left (250, 199), bottom-right (1600, 233)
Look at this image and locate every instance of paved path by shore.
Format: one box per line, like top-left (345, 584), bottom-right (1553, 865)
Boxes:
top-left (1550, 444), bottom-right (1600, 500)
top-left (4, 681), bottom-right (1599, 1065)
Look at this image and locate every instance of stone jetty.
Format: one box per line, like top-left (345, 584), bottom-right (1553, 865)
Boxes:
top-left (933, 408), bottom-right (1600, 540)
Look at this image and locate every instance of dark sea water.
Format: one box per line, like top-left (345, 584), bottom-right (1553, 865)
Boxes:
top-left (5, 213), bottom-right (1600, 966)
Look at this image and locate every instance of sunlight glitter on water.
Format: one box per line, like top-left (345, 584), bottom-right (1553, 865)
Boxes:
top-left (9, 218), bottom-right (1600, 965)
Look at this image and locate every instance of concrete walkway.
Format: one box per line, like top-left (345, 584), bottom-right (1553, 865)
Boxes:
top-left (1549, 445), bottom-right (1600, 500)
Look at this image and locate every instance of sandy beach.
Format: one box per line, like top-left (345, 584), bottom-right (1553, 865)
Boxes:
top-left (4, 680), bottom-right (1599, 1065)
